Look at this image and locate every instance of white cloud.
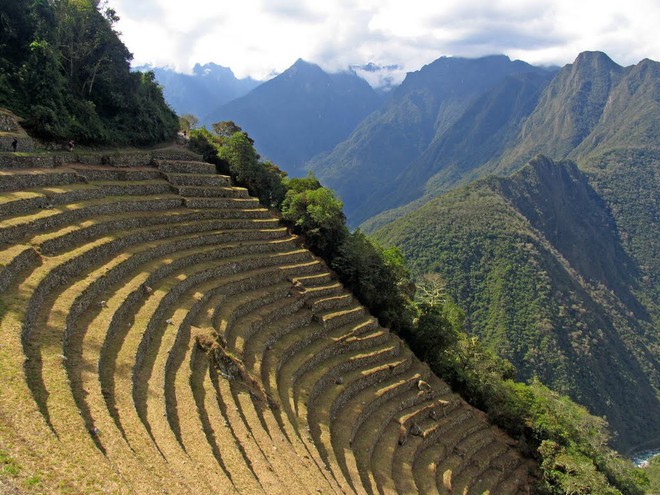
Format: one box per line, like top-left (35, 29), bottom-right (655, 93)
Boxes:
top-left (108, 0), bottom-right (660, 83)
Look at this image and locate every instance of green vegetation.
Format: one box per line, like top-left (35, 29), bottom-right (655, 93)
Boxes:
top-left (0, 450), bottom-right (20, 477)
top-left (0, 0), bottom-right (177, 145)
top-left (281, 176), bottom-right (346, 260)
top-left (644, 455), bottom-right (660, 494)
top-left (188, 124), bottom-right (287, 208)
top-left (25, 474), bottom-right (41, 487)
top-left (583, 148), bottom-right (660, 338)
top-left (331, 229), bottom-right (416, 334)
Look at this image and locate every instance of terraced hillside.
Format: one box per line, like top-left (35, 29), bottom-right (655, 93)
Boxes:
top-left (0, 148), bottom-right (532, 494)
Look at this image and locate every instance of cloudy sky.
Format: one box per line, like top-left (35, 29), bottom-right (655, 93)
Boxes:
top-left (108, 0), bottom-right (660, 84)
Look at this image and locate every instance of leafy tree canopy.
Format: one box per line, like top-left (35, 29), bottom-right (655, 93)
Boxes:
top-left (0, 0), bottom-right (177, 145)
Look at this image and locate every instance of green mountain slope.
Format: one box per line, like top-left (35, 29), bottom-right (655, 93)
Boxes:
top-left (362, 53), bottom-right (657, 231)
top-left (372, 156), bottom-right (659, 452)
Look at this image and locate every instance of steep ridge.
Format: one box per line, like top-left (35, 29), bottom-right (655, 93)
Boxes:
top-left (372, 156), bottom-right (659, 451)
top-left (498, 52), bottom-right (628, 171)
top-left (0, 148), bottom-right (532, 493)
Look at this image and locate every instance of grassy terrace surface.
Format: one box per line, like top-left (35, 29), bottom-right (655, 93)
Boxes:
top-left (0, 148), bottom-right (532, 494)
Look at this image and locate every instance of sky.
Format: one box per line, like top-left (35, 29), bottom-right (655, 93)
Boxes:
top-left (108, 0), bottom-right (660, 86)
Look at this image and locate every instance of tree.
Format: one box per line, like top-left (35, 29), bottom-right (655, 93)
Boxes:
top-left (281, 178), bottom-right (347, 260)
top-left (332, 230), bottom-right (415, 333)
top-left (212, 120), bottom-right (246, 140)
top-left (0, 0), bottom-right (177, 145)
top-left (179, 114), bottom-right (198, 132)
top-left (218, 131), bottom-right (260, 184)
top-left (19, 39), bottom-right (69, 140)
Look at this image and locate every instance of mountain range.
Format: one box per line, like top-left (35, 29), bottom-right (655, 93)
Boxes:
top-left (207, 59), bottom-right (383, 175)
top-left (150, 51), bottom-right (659, 452)
top-left (307, 55), bottom-right (556, 224)
top-left (140, 62), bottom-right (260, 120)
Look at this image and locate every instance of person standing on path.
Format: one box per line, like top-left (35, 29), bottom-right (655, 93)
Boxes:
top-left (11, 138), bottom-right (17, 152)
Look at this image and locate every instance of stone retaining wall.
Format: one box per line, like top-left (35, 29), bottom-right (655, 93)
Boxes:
top-left (77, 151), bottom-right (153, 167)
top-left (290, 328), bottom-right (384, 388)
top-left (0, 137), bottom-right (34, 153)
top-left (157, 160), bottom-right (216, 174)
top-left (0, 153), bottom-right (61, 169)
top-left (183, 197), bottom-right (261, 210)
top-left (358, 388), bottom-right (433, 469)
top-left (72, 168), bottom-right (164, 182)
top-left (40, 216), bottom-right (287, 257)
top-left (0, 198), bottom-right (184, 244)
top-left (152, 149), bottom-right (202, 162)
top-left (0, 170), bottom-right (80, 193)
top-left (166, 173), bottom-right (231, 187)
top-left (177, 186), bottom-right (249, 198)
top-left (350, 381), bottom-right (430, 447)
top-left (329, 348), bottom-right (407, 421)
top-left (320, 307), bottom-right (365, 331)
top-left (0, 195), bottom-right (49, 219)
top-left (0, 113), bottom-right (18, 132)
top-left (306, 346), bottom-right (404, 407)
top-left (0, 246), bottom-right (41, 293)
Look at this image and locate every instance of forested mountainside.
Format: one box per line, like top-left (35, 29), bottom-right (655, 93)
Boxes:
top-left (372, 155), bottom-right (659, 452)
top-left (209, 59), bottom-right (383, 176)
top-left (138, 63), bottom-right (260, 122)
top-left (0, 0), bottom-right (177, 145)
top-left (306, 54), bottom-right (553, 224)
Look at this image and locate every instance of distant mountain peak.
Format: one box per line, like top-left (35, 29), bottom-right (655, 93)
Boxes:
top-left (569, 51), bottom-right (621, 76)
top-left (192, 62), bottom-right (237, 79)
top-left (282, 58), bottom-right (326, 78)
top-left (573, 50), bottom-right (616, 65)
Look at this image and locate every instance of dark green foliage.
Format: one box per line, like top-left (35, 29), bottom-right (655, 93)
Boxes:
top-left (188, 126), bottom-right (287, 207)
top-left (583, 148), bottom-right (660, 335)
top-left (0, 0), bottom-right (177, 145)
top-left (188, 127), bottom-right (227, 169)
top-left (331, 230), bottom-right (416, 334)
top-left (18, 39), bottom-right (69, 140)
